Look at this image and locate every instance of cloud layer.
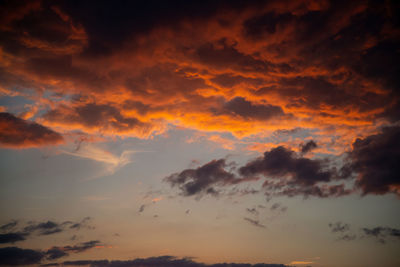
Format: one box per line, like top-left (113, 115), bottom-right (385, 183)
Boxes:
top-left (0, 0), bottom-right (398, 150)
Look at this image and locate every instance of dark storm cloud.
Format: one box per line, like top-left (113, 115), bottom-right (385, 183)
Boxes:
top-left (164, 159), bottom-right (253, 197)
top-left (221, 97), bottom-right (286, 121)
top-left (210, 73), bottom-right (264, 88)
top-left (345, 126), bottom-right (400, 196)
top-left (243, 11), bottom-right (294, 39)
top-left (56, 0), bottom-right (256, 56)
top-left (58, 256), bottom-right (288, 267)
top-left (300, 140), bottom-right (317, 154)
top-left (0, 112), bottom-right (63, 148)
top-left (0, 247), bottom-right (44, 266)
top-left (0, 0), bottom-right (399, 146)
top-left (194, 40), bottom-right (272, 73)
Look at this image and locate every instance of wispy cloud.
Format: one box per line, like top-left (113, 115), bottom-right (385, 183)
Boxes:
top-left (61, 144), bottom-right (142, 177)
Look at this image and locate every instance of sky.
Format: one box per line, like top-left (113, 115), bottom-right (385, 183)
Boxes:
top-left (0, 0), bottom-right (399, 266)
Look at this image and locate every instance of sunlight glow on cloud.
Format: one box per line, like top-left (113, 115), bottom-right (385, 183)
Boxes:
top-left (61, 144), bottom-right (139, 176)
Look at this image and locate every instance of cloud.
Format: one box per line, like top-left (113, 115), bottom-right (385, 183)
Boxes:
top-left (45, 248), bottom-right (69, 260)
top-left (246, 208), bottom-right (259, 216)
top-left (0, 218), bottom-right (95, 243)
top-left (239, 146), bottom-right (333, 186)
top-left (138, 204), bottom-right (146, 213)
top-left (23, 221), bottom-right (65, 236)
top-left (362, 227), bottom-right (400, 244)
top-left (46, 240), bottom-right (102, 259)
top-left (0, 240), bottom-right (102, 265)
top-left (329, 222), bottom-right (400, 244)
top-left (0, 233), bottom-right (27, 244)
top-left (61, 144), bottom-right (138, 176)
top-left (164, 159), bottom-right (255, 197)
top-left (218, 97), bottom-right (286, 121)
top-left (300, 140), bottom-right (317, 154)
top-left (329, 222), bottom-right (350, 233)
top-left (270, 203), bottom-right (288, 213)
top-left (0, 221), bottom-right (18, 232)
top-left (44, 255), bottom-right (289, 267)
top-left (0, 112), bottom-right (63, 148)
top-left (0, 247), bottom-right (44, 266)
top-left (344, 126), bottom-right (400, 196)
top-left (243, 217), bottom-right (266, 228)
top-left (68, 217), bottom-right (94, 230)
top-left (238, 146), bottom-right (353, 198)
top-left (0, 0), bottom-right (398, 151)
top-left (165, 145), bottom-right (355, 198)
top-left (42, 103), bottom-right (159, 138)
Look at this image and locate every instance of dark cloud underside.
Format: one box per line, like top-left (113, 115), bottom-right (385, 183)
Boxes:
top-left (0, 112), bottom-right (63, 148)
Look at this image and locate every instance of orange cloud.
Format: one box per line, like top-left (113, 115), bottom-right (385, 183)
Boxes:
top-left (0, 0), bottom-right (397, 155)
top-left (0, 112), bottom-right (64, 148)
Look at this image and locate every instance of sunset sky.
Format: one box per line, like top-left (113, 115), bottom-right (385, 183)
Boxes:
top-left (0, 0), bottom-right (399, 267)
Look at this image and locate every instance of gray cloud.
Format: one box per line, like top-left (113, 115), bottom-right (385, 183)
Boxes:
top-left (0, 247), bottom-right (44, 266)
top-left (344, 126), bottom-right (400, 196)
top-left (0, 233), bottom-right (27, 244)
top-left (219, 97), bottom-right (286, 121)
top-left (300, 140), bottom-right (317, 154)
top-left (362, 227), bottom-right (400, 244)
top-left (164, 159), bottom-right (254, 197)
top-left (329, 222), bottom-right (350, 233)
top-left (165, 145), bottom-right (355, 199)
top-left (0, 112), bottom-right (63, 148)
top-left (243, 217), bottom-right (266, 229)
top-left (44, 255), bottom-right (288, 267)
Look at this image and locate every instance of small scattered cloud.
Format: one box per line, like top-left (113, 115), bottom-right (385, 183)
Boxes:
top-left (243, 217), bottom-right (266, 229)
top-left (329, 222), bottom-right (350, 233)
top-left (270, 203), bottom-right (288, 213)
top-left (300, 140), bottom-right (317, 154)
top-left (362, 227), bottom-right (400, 244)
top-left (329, 222), bottom-right (400, 244)
top-left (246, 208), bottom-right (259, 216)
top-left (0, 218), bottom-right (94, 244)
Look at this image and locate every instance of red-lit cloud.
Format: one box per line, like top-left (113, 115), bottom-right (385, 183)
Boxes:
top-left (0, 0), bottom-right (399, 195)
top-left (0, 112), bottom-right (63, 148)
